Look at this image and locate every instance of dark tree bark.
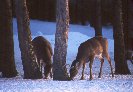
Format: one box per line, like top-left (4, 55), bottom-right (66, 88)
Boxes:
top-left (79, 0), bottom-right (89, 25)
top-left (127, 0), bottom-right (133, 51)
top-left (113, 0), bottom-right (130, 74)
top-left (14, 0), bottom-right (42, 79)
top-left (89, 0), bottom-right (102, 36)
top-left (95, 0), bottom-right (102, 36)
top-left (53, 0), bottom-right (69, 81)
top-left (78, 0), bottom-right (85, 25)
top-left (122, 0), bottom-right (130, 55)
top-left (26, 0), bottom-right (38, 19)
top-left (48, 0), bottom-right (56, 21)
top-left (0, 0), bottom-right (18, 77)
top-left (69, 0), bottom-right (77, 24)
top-left (75, 0), bottom-right (80, 23)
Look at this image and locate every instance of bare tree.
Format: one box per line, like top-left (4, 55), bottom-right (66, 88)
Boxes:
top-left (89, 0), bottom-right (102, 36)
top-left (95, 0), bottom-right (102, 36)
top-left (113, 0), bottom-right (130, 74)
top-left (53, 0), bottom-right (69, 80)
top-left (122, 0), bottom-right (129, 52)
top-left (0, 0), bottom-right (18, 77)
top-left (14, 0), bottom-right (42, 79)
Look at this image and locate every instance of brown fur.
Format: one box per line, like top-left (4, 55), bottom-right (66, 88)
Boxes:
top-left (32, 36), bottom-right (53, 79)
top-left (69, 36), bottom-right (114, 80)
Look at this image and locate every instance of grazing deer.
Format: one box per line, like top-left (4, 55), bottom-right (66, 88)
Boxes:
top-left (69, 36), bottom-right (114, 80)
top-left (32, 36), bottom-right (53, 79)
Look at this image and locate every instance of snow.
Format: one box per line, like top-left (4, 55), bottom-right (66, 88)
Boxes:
top-left (0, 19), bottom-right (133, 92)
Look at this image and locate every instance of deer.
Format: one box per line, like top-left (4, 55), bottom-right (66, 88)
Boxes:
top-left (69, 36), bottom-right (114, 80)
top-left (32, 36), bottom-right (53, 79)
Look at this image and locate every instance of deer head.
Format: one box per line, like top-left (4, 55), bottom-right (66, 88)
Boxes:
top-left (69, 60), bottom-right (79, 80)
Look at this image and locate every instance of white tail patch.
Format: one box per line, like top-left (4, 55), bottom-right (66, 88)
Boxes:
top-left (95, 53), bottom-right (102, 59)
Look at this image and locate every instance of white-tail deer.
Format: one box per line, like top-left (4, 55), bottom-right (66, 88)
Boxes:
top-left (32, 36), bottom-right (53, 79)
top-left (69, 36), bottom-right (114, 80)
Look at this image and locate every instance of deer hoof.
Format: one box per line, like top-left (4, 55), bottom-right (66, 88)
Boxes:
top-left (89, 77), bottom-right (93, 80)
top-left (98, 74), bottom-right (101, 78)
top-left (80, 77), bottom-right (85, 80)
top-left (44, 77), bottom-right (48, 79)
top-left (98, 76), bottom-right (101, 78)
top-left (112, 73), bottom-right (114, 77)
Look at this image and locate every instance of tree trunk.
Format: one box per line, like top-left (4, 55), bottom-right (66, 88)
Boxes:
top-left (95, 0), bottom-right (102, 36)
top-left (128, 0), bottom-right (133, 51)
top-left (113, 0), bottom-right (130, 74)
top-left (53, 0), bottom-right (69, 81)
top-left (0, 0), bottom-right (18, 77)
top-left (122, 0), bottom-right (132, 61)
top-left (14, 0), bottom-right (42, 79)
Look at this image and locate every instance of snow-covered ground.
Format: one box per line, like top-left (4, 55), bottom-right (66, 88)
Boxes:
top-left (0, 19), bottom-right (133, 92)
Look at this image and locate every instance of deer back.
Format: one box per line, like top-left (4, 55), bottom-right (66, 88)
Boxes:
top-left (32, 36), bottom-right (53, 64)
top-left (76, 37), bottom-right (105, 62)
top-left (94, 36), bottom-right (109, 57)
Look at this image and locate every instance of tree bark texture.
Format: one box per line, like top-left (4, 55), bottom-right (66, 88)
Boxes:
top-left (0, 0), bottom-right (18, 77)
top-left (14, 0), bottom-right (42, 79)
top-left (122, 0), bottom-right (129, 51)
top-left (128, 0), bottom-right (133, 50)
top-left (53, 0), bottom-right (70, 81)
top-left (95, 0), bottom-right (102, 36)
top-left (113, 0), bottom-right (130, 74)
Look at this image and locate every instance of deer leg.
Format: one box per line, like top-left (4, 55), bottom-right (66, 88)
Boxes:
top-left (38, 59), bottom-right (42, 74)
top-left (131, 55), bottom-right (133, 64)
top-left (44, 63), bottom-right (51, 79)
top-left (39, 60), bottom-right (42, 74)
top-left (41, 63), bottom-right (43, 75)
top-left (44, 66), bottom-right (48, 79)
top-left (50, 68), bottom-right (53, 78)
top-left (89, 61), bottom-right (93, 80)
top-left (107, 57), bottom-right (114, 77)
top-left (48, 61), bottom-right (53, 78)
top-left (89, 57), bottom-right (94, 80)
top-left (98, 58), bottom-right (104, 78)
top-left (80, 62), bottom-right (85, 80)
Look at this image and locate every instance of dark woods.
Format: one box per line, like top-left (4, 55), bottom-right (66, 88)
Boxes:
top-left (11, 0), bottom-right (133, 46)
top-left (12, 0), bottom-right (113, 26)
top-left (12, 0), bottom-right (133, 41)
top-left (19, 0), bottom-right (133, 51)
